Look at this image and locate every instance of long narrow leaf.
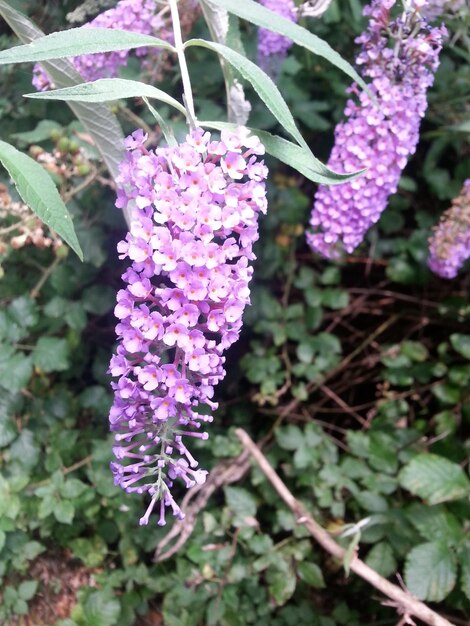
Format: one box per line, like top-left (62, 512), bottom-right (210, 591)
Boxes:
top-left (185, 39), bottom-right (307, 150)
top-left (200, 121), bottom-right (364, 184)
top-left (206, 0), bottom-right (369, 93)
top-left (0, 140), bottom-right (83, 260)
top-left (0, 26), bottom-right (174, 65)
top-left (0, 1), bottom-right (131, 226)
top-left (24, 78), bottom-right (187, 116)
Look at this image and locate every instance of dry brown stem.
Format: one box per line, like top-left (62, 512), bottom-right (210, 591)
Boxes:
top-left (153, 450), bottom-right (252, 562)
top-left (235, 427), bottom-right (456, 626)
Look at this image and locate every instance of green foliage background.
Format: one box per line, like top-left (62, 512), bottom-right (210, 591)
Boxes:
top-left (0, 1), bottom-right (469, 625)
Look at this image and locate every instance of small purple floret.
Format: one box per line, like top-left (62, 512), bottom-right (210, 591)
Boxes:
top-left (428, 179), bottom-right (470, 279)
top-left (109, 127), bottom-right (268, 525)
top-left (32, 0), bottom-right (169, 91)
top-left (307, 0), bottom-right (445, 259)
top-left (257, 0), bottom-right (297, 77)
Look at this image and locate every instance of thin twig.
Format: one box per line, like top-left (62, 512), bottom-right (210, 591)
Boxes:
top-left (153, 449), bottom-right (252, 561)
top-left (30, 256), bottom-right (61, 299)
top-left (28, 455), bottom-right (92, 490)
top-left (236, 428), bottom-right (456, 626)
top-left (169, 0), bottom-right (197, 127)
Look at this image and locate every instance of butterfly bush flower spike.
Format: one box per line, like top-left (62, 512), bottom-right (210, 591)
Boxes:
top-left (109, 127), bottom-right (268, 525)
top-left (32, 0), bottom-right (170, 91)
top-left (257, 0), bottom-right (297, 78)
top-left (307, 0), bottom-right (445, 259)
top-left (428, 179), bottom-right (470, 279)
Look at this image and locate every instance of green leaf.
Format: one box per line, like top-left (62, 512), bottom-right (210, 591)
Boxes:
top-left (0, 406), bottom-right (17, 448)
top-left (0, 2), bottom-right (129, 223)
top-left (460, 540), bottom-right (470, 600)
top-left (69, 536), bottom-right (108, 568)
top-left (432, 382), bottom-right (461, 405)
top-left (404, 541), bottom-right (457, 602)
top-left (276, 424), bottom-right (303, 450)
top-left (187, 39), bottom-right (306, 149)
top-left (0, 353), bottom-right (32, 393)
top-left (83, 591), bottom-right (121, 626)
top-left (0, 140), bottom-right (82, 260)
top-left (399, 454), bottom-right (470, 505)
top-left (25, 78), bottom-right (186, 115)
top-left (207, 0), bottom-right (369, 93)
top-left (450, 333), bottom-right (470, 360)
top-left (54, 500), bottom-right (74, 524)
top-left (10, 429), bottom-right (40, 470)
top-left (18, 580), bottom-right (38, 601)
top-left (60, 478), bottom-right (87, 499)
top-left (401, 340), bottom-right (429, 362)
top-left (0, 27), bottom-right (174, 65)
top-left (11, 120), bottom-right (62, 145)
top-left (201, 121), bottom-right (363, 184)
top-left (8, 296), bottom-right (39, 330)
top-left (297, 562), bottom-right (325, 588)
top-left (365, 542), bottom-right (397, 578)
top-left (224, 486), bottom-right (257, 518)
top-left (268, 562), bottom-right (297, 605)
top-left (406, 504), bottom-right (462, 545)
top-left (33, 337), bottom-right (70, 373)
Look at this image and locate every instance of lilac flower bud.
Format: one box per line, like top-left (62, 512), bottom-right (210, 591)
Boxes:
top-left (428, 179), bottom-right (470, 279)
top-left (110, 127), bottom-right (268, 525)
top-left (257, 0), bottom-right (297, 78)
top-left (307, 0), bottom-right (445, 259)
top-left (32, 0), bottom-right (170, 91)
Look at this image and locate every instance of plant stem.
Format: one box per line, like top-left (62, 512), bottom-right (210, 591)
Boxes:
top-left (236, 427), bottom-right (456, 626)
top-left (169, 0), bottom-right (197, 128)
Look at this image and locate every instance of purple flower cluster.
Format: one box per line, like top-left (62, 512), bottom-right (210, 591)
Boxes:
top-left (257, 0), bottom-right (297, 77)
top-left (421, 0), bottom-right (466, 20)
top-left (428, 179), bottom-right (470, 279)
top-left (109, 127), bottom-right (268, 525)
top-left (32, 0), bottom-right (168, 91)
top-left (307, 0), bottom-right (445, 258)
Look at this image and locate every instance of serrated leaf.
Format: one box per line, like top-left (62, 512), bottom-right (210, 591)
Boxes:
top-left (460, 540), bottom-right (470, 600)
top-left (18, 580), bottom-right (38, 601)
top-left (25, 78), bottom-right (186, 115)
top-left (365, 542), bottom-right (397, 578)
top-left (406, 504), bottom-right (462, 545)
top-left (0, 27), bottom-right (174, 65)
top-left (450, 334), bottom-right (470, 360)
top-left (33, 337), bottom-right (70, 373)
top-left (0, 353), bottom-right (32, 393)
top-left (83, 591), bottom-right (121, 626)
top-left (399, 454), bottom-right (470, 505)
top-left (54, 500), bottom-right (74, 524)
top-left (297, 561), bottom-right (325, 588)
top-left (0, 140), bottom-right (83, 260)
top-left (70, 536), bottom-right (108, 568)
top-left (187, 39), bottom-right (306, 149)
top-left (268, 562), bottom-right (296, 605)
top-left (207, 0), bottom-right (368, 92)
top-left (275, 424), bottom-right (303, 450)
top-left (224, 486), bottom-right (257, 517)
top-left (0, 399), bottom-right (17, 447)
top-left (8, 296), bottom-right (39, 329)
top-left (201, 121), bottom-right (363, 184)
top-left (10, 429), bottom-right (40, 470)
top-left (404, 541), bottom-right (457, 602)
top-left (60, 478), bottom-right (87, 499)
